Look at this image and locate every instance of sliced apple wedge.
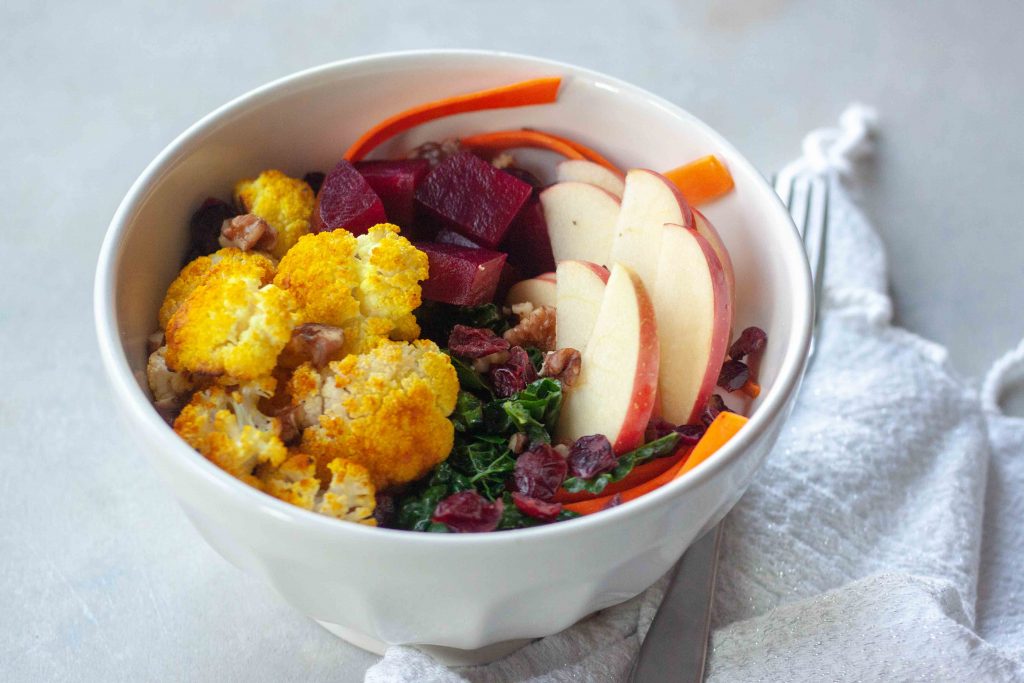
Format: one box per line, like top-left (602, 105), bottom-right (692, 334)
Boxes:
top-left (556, 260), bottom-right (609, 351)
top-left (556, 159), bottom-right (626, 198)
top-left (506, 275), bottom-right (557, 308)
top-left (693, 209), bottom-right (736, 316)
top-left (556, 263), bottom-right (659, 453)
top-left (539, 182), bottom-right (620, 266)
top-left (607, 169), bottom-right (694, 292)
top-left (654, 224), bottom-right (732, 425)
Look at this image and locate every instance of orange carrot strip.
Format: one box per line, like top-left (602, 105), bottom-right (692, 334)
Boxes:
top-left (524, 130), bottom-right (623, 174)
top-left (343, 77), bottom-right (563, 162)
top-left (564, 412), bottom-right (749, 515)
top-left (741, 379), bottom-right (761, 399)
top-left (663, 155), bottom-right (735, 206)
top-left (553, 450), bottom-right (685, 504)
top-left (460, 129), bottom-right (586, 160)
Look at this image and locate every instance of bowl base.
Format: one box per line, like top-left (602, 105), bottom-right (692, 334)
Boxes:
top-left (315, 619), bottom-right (533, 666)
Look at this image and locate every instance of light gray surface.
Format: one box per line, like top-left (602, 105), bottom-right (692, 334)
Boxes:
top-left (2, 1), bottom-right (1022, 681)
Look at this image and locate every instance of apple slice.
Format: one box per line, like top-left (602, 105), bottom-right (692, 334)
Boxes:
top-left (607, 169), bottom-right (694, 293)
top-left (506, 275), bottom-right (557, 308)
top-left (556, 160), bottom-right (626, 198)
top-left (556, 263), bottom-right (659, 453)
top-left (539, 182), bottom-right (620, 266)
top-left (693, 209), bottom-right (736, 317)
top-left (653, 224), bottom-right (732, 425)
top-left (556, 260), bottom-right (609, 352)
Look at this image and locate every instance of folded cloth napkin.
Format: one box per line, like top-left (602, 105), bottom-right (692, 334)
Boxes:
top-left (365, 107), bottom-right (1024, 683)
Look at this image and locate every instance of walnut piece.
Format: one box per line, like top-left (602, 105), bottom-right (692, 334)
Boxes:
top-left (539, 347), bottom-right (581, 386)
top-left (219, 213), bottom-right (277, 252)
top-left (281, 323), bottom-right (345, 368)
top-left (503, 305), bottom-right (556, 352)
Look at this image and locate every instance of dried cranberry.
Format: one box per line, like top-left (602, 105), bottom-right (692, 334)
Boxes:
top-left (304, 171), bottom-right (326, 194)
top-left (729, 326), bottom-right (768, 362)
top-left (674, 423), bottom-right (706, 447)
top-left (448, 324), bottom-right (510, 359)
top-left (567, 434), bottom-right (617, 479)
top-left (513, 444), bottom-right (567, 501)
top-left (490, 346), bottom-right (538, 398)
top-left (700, 394), bottom-right (733, 426)
top-left (432, 491), bottom-right (504, 533)
top-left (602, 494), bottom-right (623, 510)
top-left (645, 416), bottom-right (677, 442)
top-left (511, 492), bottom-right (562, 521)
top-left (717, 360), bottom-right (750, 392)
top-left (188, 197), bottom-right (236, 260)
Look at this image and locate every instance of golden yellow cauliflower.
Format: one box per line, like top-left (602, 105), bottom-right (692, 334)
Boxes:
top-left (158, 248), bottom-right (276, 330)
top-left (260, 453), bottom-right (377, 525)
top-left (165, 260), bottom-right (298, 381)
top-left (288, 339), bottom-right (458, 489)
top-left (274, 224), bottom-right (429, 356)
top-left (174, 378), bottom-right (287, 487)
top-left (234, 170), bottom-right (315, 259)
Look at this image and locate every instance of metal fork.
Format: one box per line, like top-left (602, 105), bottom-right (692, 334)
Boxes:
top-left (629, 170), bottom-right (830, 683)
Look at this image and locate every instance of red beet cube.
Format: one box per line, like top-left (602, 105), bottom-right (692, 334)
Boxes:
top-left (415, 152), bottom-right (533, 248)
top-left (354, 159), bottom-right (430, 232)
top-left (435, 228), bottom-right (482, 250)
top-left (501, 196), bottom-right (556, 277)
top-left (312, 160), bottom-right (387, 235)
top-left (415, 242), bottom-right (507, 306)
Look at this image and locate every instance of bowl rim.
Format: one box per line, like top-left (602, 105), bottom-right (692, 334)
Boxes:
top-left (94, 48), bottom-right (812, 546)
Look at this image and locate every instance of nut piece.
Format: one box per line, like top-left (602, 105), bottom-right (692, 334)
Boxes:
top-left (282, 323), bottom-right (346, 368)
top-left (219, 213), bottom-right (277, 252)
top-left (539, 347), bottom-right (581, 387)
top-left (503, 305), bottom-right (556, 352)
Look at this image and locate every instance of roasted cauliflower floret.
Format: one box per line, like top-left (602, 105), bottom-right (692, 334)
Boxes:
top-left (158, 248), bottom-right (276, 330)
top-left (273, 224), bottom-right (428, 357)
top-left (173, 378), bottom-right (287, 487)
top-left (147, 344), bottom-right (194, 418)
top-left (234, 170), bottom-right (315, 259)
top-left (165, 260), bottom-right (298, 381)
top-left (260, 453), bottom-right (377, 525)
top-left (288, 339), bottom-right (458, 489)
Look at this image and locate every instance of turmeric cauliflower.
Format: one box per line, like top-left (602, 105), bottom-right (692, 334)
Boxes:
top-left (234, 170), bottom-right (315, 259)
top-left (165, 259), bottom-right (298, 381)
top-left (174, 377), bottom-right (287, 487)
top-left (288, 339), bottom-right (458, 489)
top-left (274, 224), bottom-right (429, 356)
top-left (260, 453), bottom-right (377, 525)
top-left (158, 248), bottom-right (276, 330)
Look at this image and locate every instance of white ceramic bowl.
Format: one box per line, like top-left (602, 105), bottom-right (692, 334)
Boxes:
top-left (94, 50), bottom-right (811, 664)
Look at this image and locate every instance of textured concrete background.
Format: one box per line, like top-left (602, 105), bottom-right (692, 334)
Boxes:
top-left (3, 1), bottom-right (1022, 680)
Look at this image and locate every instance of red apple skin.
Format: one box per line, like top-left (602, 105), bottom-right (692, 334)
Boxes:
top-left (656, 223), bottom-right (732, 425)
top-left (614, 267), bottom-right (660, 452)
top-left (693, 209), bottom-right (736, 318)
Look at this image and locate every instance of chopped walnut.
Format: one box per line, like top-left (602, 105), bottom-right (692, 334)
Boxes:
top-left (508, 432), bottom-right (529, 454)
top-left (275, 404), bottom-right (303, 445)
top-left (553, 443), bottom-right (571, 459)
top-left (539, 348), bottom-right (581, 386)
top-left (503, 305), bottom-right (556, 352)
top-left (471, 349), bottom-right (511, 374)
top-left (280, 323), bottom-right (345, 369)
top-left (491, 151), bottom-right (515, 169)
top-left (219, 213), bottom-right (277, 252)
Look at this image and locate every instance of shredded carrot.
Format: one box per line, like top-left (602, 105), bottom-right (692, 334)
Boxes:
top-left (663, 155), bottom-right (735, 205)
top-left (460, 129), bottom-right (585, 161)
top-left (553, 451), bottom-right (685, 504)
top-left (564, 412), bottom-right (748, 515)
top-left (741, 379), bottom-right (761, 399)
top-left (524, 130), bottom-right (623, 174)
top-left (343, 77), bottom-right (563, 162)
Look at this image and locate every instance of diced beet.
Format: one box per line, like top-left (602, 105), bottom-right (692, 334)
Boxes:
top-left (415, 152), bottom-right (533, 248)
top-left (415, 242), bottom-right (507, 306)
top-left (435, 228), bottom-right (482, 250)
top-left (502, 166), bottom-right (544, 192)
top-left (311, 160), bottom-right (387, 235)
top-left (501, 196), bottom-right (556, 277)
top-left (354, 159), bottom-right (430, 232)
